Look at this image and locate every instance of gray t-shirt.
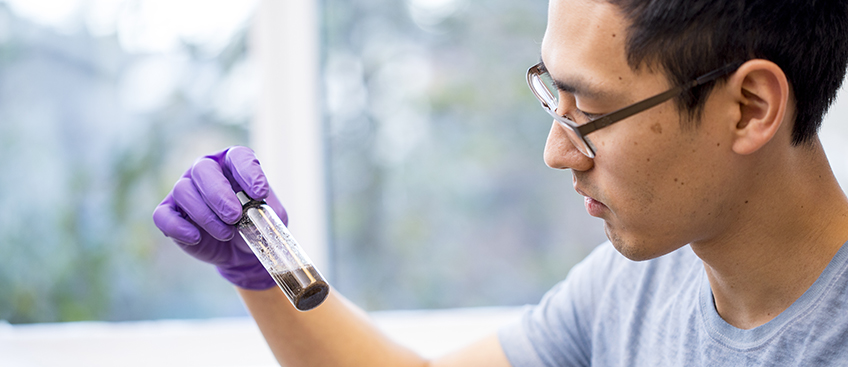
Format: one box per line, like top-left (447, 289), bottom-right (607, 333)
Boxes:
top-left (499, 241), bottom-right (848, 366)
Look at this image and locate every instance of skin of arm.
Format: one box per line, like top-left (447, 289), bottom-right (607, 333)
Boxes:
top-left (237, 287), bottom-right (513, 367)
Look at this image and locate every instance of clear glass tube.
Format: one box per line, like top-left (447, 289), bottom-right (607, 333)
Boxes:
top-left (236, 191), bottom-right (329, 311)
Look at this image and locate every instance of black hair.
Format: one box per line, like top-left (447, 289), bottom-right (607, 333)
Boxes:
top-left (607, 0), bottom-right (848, 145)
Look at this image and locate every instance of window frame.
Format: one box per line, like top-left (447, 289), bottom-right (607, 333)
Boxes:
top-left (250, 0), bottom-right (330, 276)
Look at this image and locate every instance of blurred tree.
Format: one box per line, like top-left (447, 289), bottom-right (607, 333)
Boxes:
top-left (0, 3), bottom-right (253, 323)
top-left (324, 0), bottom-right (608, 310)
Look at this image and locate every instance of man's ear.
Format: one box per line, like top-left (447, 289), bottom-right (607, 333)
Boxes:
top-left (727, 59), bottom-right (790, 155)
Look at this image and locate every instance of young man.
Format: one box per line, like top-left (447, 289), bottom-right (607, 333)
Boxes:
top-left (153, 0), bottom-right (848, 365)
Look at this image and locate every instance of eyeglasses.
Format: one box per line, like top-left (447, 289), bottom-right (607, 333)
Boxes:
top-left (526, 61), bottom-right (743, 158)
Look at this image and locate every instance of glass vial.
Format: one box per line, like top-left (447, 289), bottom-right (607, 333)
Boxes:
top-left (236, 191), bottom-right (329, 311)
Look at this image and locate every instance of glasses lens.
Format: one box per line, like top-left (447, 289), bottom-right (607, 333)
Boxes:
top-left (528, 65), bottom-right (595, 158)
top-left (530, 72), bottom-right (558, 109)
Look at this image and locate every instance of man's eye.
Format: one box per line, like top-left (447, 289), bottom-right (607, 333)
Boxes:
top-left (578, 109), bottom-right (603, 120)
top-left (560, 107), bottom-right (600, 122)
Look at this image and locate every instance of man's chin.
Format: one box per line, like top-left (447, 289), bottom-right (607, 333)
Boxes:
top-left (605, 226), bottom-right (681, 261)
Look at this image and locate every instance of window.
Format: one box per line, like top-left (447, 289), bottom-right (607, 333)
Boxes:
top-left (3, 0), bottom-right (848, 325)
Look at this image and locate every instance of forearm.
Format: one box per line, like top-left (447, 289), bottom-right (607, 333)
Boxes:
top-left (237, 287), bottom-right (428, 367)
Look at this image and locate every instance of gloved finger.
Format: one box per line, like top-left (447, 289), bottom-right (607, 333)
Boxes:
top-left (224, 146), bottom-right (270, 201)
top-left (178, 236), bottom-right (236, 265)
top-left (191, 158), bottom-right (243, 225)
top-left (152, 194), bottom-right (202, 245)
top-left (172, 177), bottom-right (236, 242)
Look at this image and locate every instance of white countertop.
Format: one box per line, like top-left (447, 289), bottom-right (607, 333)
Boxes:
top-left (0, 306), bottom-right (525, 367)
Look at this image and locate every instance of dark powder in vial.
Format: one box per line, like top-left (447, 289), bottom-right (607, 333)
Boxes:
top-left (271, 265), bottom-right (329, 311)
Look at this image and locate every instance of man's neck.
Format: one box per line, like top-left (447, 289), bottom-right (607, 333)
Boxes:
top-left (691, 139), bottom-right (848, 330)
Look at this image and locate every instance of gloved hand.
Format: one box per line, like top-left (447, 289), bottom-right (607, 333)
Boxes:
top-left (152, 146), bottom-right (288, 290)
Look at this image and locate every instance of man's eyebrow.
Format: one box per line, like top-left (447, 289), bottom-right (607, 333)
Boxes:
top-left (538, 58), bottom-right (613, 100)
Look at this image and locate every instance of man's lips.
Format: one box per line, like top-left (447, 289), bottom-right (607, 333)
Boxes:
top-left (574, 186), bottom-right (608, 217)
top-left (584, 196), bottom-right (608, 217)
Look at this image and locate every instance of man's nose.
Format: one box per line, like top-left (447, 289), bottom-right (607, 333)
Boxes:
top-left (543, 122), bottom-right (594, 171)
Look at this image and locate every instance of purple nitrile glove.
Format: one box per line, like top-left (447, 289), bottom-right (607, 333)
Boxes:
top-left (152, 146), bottom-right (288, 290)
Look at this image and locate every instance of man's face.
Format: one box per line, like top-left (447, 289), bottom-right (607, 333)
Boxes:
top-left (542, 0), bottom-right (741, 260)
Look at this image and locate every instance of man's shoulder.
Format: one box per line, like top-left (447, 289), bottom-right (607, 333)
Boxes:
top-left (500, 242), bottom-right (706, 366)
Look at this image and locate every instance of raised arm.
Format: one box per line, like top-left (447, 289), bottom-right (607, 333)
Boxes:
top-left (153, 146), bottom-right (513, 367)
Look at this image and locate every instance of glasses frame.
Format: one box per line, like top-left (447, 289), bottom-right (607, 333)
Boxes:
top-left (527, 61), bottom-right (743, 158)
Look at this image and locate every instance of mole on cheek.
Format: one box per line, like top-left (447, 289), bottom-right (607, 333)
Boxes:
top-left (651, 123), bottom-right (663, 134)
